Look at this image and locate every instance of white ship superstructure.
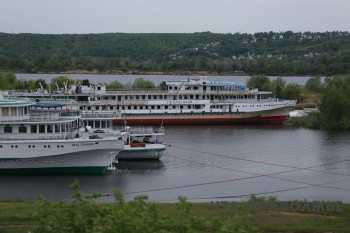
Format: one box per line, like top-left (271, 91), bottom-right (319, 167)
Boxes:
top-left (0, 94), bottom-right (124, 174)
top-left (9, 77), bottom-right (296, 125)
top-left (78, 77), bottom-right (296, 125)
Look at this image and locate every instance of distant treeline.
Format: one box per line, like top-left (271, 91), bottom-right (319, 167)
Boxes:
top-left (0, 31), bottom-right (350, 75)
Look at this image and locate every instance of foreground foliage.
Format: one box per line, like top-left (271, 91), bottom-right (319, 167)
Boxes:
top-left (31, 180), bottom-right (255, 233)
top-left (1, 186), bottom-right (350, 232)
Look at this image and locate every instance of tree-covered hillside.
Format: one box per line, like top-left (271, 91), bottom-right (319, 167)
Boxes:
top-left (0, 31), bottom-right (350, 75)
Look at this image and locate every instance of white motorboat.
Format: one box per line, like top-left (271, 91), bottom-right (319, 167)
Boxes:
top-left (118, 126), bottom-right (166, 160)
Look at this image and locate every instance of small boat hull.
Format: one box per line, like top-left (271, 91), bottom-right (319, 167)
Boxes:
top-left (117, 145), bottom-right (166, 160)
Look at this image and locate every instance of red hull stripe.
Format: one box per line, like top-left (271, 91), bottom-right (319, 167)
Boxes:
top-left (114, 115), bottom-right (289, 125)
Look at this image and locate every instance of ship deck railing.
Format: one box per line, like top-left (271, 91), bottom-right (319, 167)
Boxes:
top-left (0, 133), bottom-right (72, 141)
top-left (28, 111), bottom-right (80, 121)
top-left (0, 113), bottom-right (80, 123)
top-left (105, 88), bottom-right (164, 94)
top-left (127, 126), bottom-right (164, 135)
top-left (80, 110), bottom-right (121, 119)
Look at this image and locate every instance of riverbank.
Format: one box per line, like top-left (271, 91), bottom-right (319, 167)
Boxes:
top-left (51, 69), bottom-right (248, 76)
top-left (295, 93), bottom-right (320, 109)
top-left (1, 199), bottom-right (349, 233)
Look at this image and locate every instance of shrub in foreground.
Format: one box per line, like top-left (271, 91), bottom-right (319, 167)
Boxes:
top-left (31, 180), bottom-right (255, 233)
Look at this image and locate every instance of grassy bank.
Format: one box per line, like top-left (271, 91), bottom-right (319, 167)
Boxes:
top-left (1, 199), bottom-right (349, 233)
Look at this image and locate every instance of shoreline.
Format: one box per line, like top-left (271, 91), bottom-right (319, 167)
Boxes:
top-left (15, 69), bottom-right (315, 77)
top-left (54, 69), bottom-right (248, 76)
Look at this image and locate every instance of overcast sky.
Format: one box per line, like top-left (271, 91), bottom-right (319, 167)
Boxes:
top-left (1, 0), bottom-right (349, 34)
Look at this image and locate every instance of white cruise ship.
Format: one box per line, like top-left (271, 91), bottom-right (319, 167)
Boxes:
top-left (0, 93), bottom-right (124, 174)
top-left (10, 77), bottom-right (297, 125)
top-left (79, 77), bottom-right (296, 125)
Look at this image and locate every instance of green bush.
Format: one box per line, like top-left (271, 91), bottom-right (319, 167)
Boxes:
top-left (246, 76), bottom-right (271, 91)
top-left (287, 112), bottom-right (322, 129)
top-left (106, 80), bottom-right (125, 89)
top-left (132, 78), bottom-right (155, 89)
top-left (305, 76), bottom-right (324, 93)
top-left (31, 180), bottom-right (256, 233)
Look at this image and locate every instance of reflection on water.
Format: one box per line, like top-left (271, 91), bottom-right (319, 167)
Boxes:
top-left (0, 126), bottom-right (350, 203)
top-left (319, 131), bottom-right (350, 170)
top-left (117, 160), bottom-right (165, 171)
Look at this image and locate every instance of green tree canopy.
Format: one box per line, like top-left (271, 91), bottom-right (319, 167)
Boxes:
top-left (35, 79), bottom-right (48, 91)
top-left (247, 75), bottom-right (271, 91)
top-left (305, 76), bottom-right (323, 93)
top-left (319, 75), bottom-right (350, 129)
top-left (132, 78), bottom-right (155, 89)
top-left (280, 83), bottom-right (302, 101)
top-left (0, 71), bottom-right (17, 90)
top-left (106, 80), bottom-right (125, 89)
top-left (50, 76), bottom-right (75, 91)
top-left (271, 77), bottom-right (286, 97)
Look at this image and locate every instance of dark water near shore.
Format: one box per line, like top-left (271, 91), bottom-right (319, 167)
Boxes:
top-left (0, 125), bottom-right (349, 203)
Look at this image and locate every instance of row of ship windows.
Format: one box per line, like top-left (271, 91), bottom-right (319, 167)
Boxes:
top-left (96, 94), bottom-right (264, 101)
top-left (178, 86), bottom-right (244, 91)
top-left (0, 145), bottom-right (65, 148)
top-left (82, 104), bottom-right (276, 111)
top-left (0, 160), bottom-right (64, 163)
top-left (82, 105), bottom-right (203, 110)
top-left (0, 106), bottom-right (29, 116)
top-left (239, 104), bottom-right (275, 107)
top-left (0, 160), bottom-right (29, 163)
top-left (2, 124), bottom-right (71, 134)
top-left (169, 85), bottom-right (245, 92)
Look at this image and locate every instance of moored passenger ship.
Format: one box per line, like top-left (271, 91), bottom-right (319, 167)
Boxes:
top-left (9, 77), bottom-right (297, 125)
top-left (0, 93), bottom-right (124, 174)
top-left (79, 77), bottom-right (296, 125)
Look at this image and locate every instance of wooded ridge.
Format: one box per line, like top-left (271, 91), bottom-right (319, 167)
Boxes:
top-left (0, 31), bottom-right (349, 75)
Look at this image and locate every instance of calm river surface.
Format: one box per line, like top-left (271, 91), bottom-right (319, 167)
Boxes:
top-left (0, 125), bottom-right (350, 203)
top-left (16, 73), bottom-right (316, 85)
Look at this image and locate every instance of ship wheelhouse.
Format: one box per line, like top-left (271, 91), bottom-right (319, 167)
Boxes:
top-left (0, 101), bottom-right (82, 140)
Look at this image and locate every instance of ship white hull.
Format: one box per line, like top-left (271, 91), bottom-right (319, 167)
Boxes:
top-left (0, 139), bottom-right (124, 174)
top-left (115, 106), bottom-right (293, 125)
top-left (117, 144), bottom-right (166, 160)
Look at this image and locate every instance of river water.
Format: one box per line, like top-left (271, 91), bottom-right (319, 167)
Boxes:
top-left (16, 73), bottom-right (316, 85)
top-left (0, 125), bottom-right (349, 203)
top-left (2, 74), bottom-right (347, 203)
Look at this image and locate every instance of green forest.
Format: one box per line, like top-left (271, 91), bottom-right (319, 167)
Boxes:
top-left (0, 31), bottom-right (350, 75)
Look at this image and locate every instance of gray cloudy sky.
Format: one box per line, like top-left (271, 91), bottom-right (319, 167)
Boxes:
top-left (1, 0), bottom-right (349, 34)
